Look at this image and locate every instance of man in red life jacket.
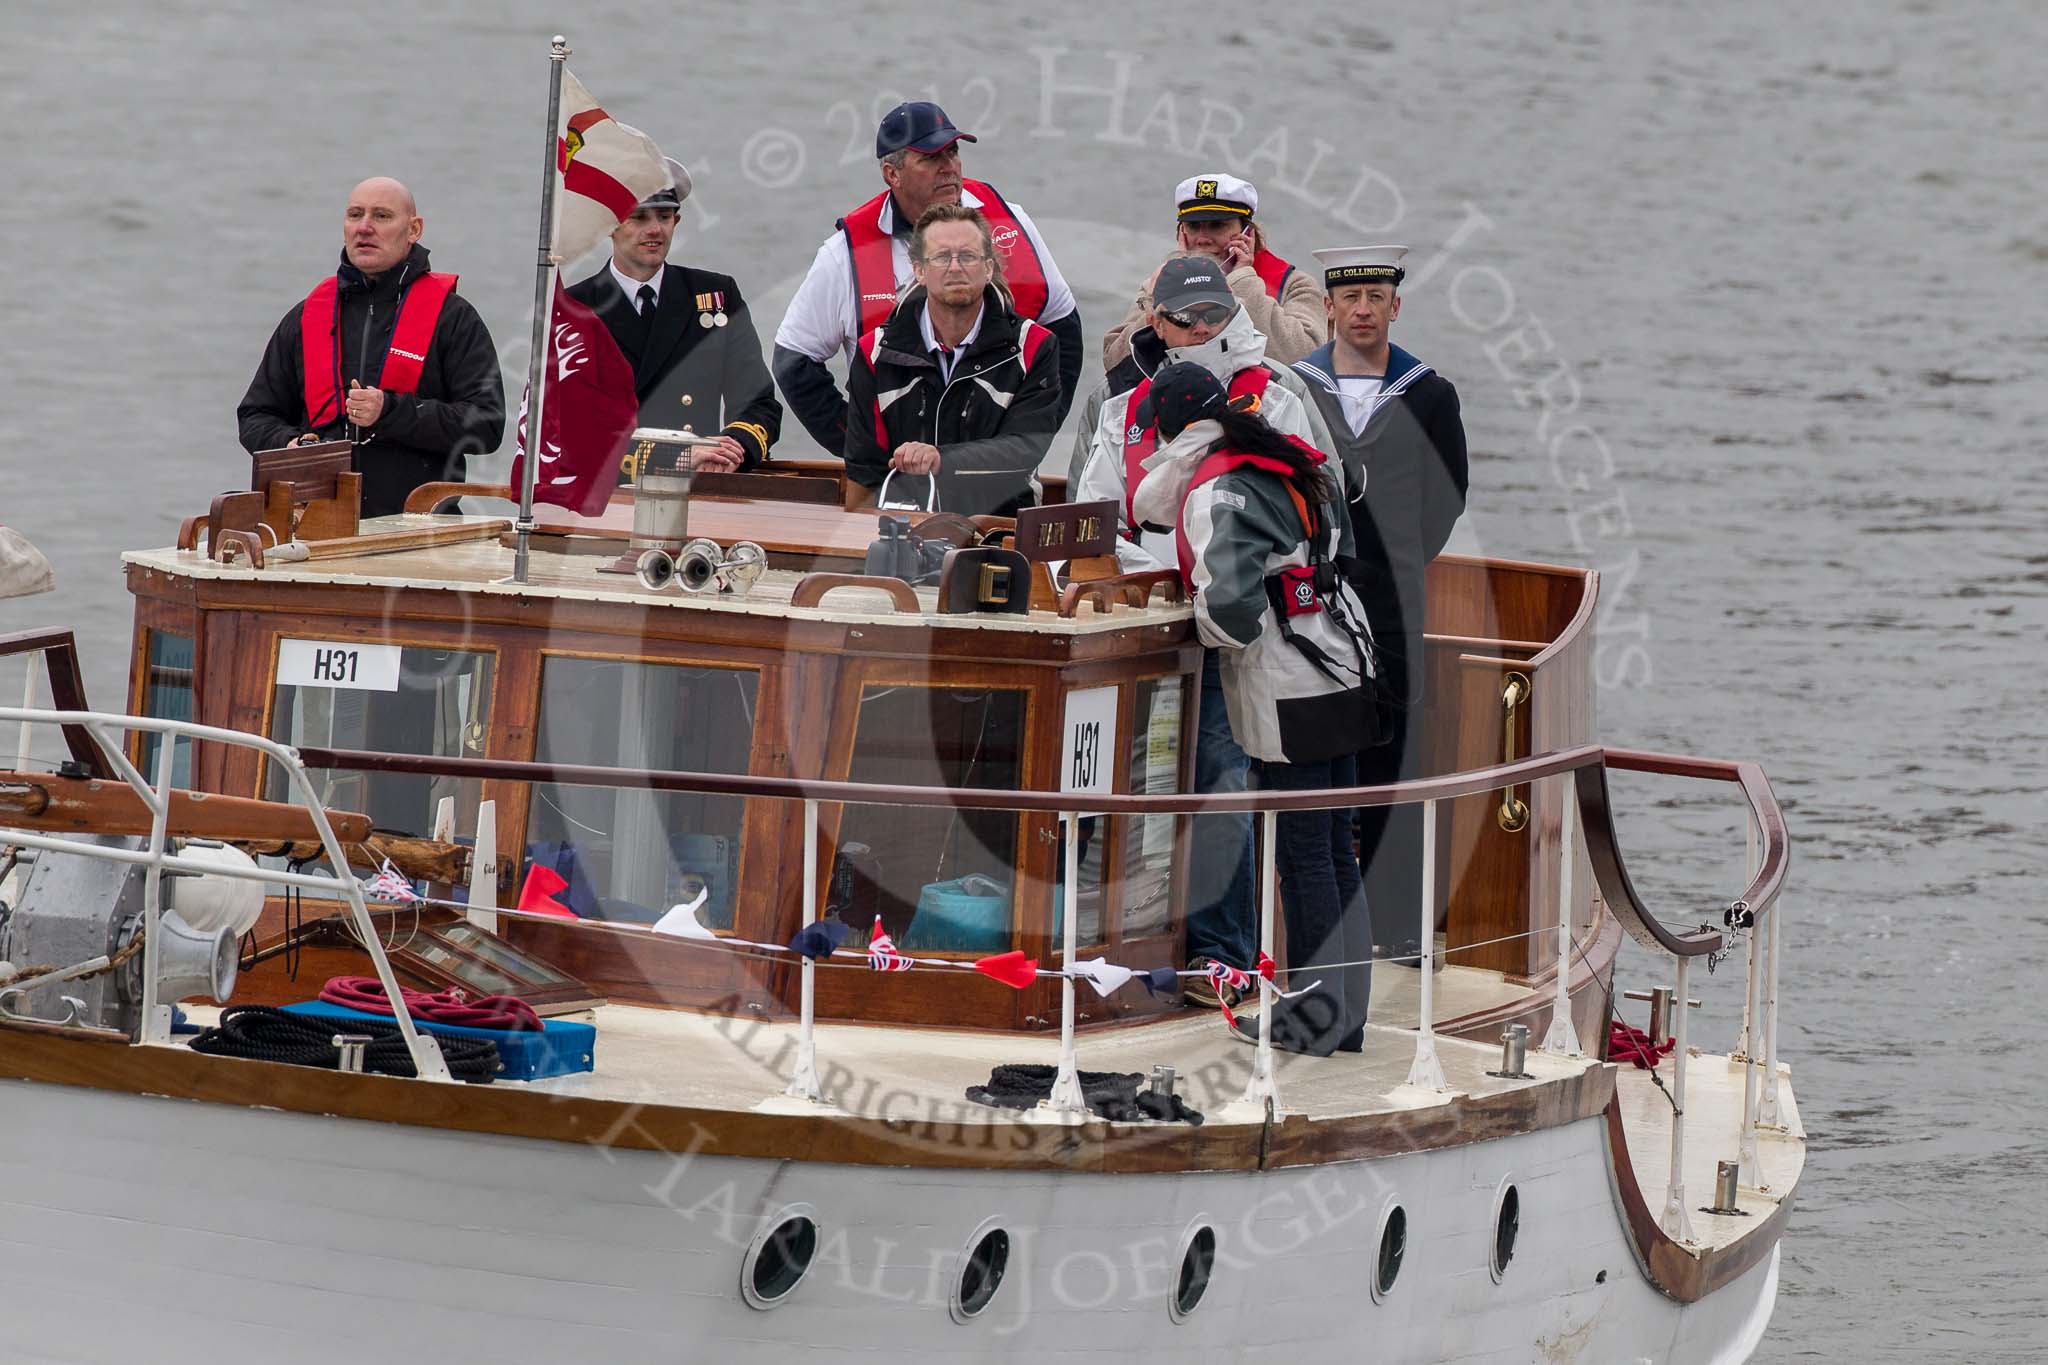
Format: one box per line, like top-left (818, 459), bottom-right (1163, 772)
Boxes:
top-left (772, 101), bottom-right (1084, 456)
top-left (237, 177), bottom-right (505, 517)
top-left (1102, 174), bottom-right (1327, 369)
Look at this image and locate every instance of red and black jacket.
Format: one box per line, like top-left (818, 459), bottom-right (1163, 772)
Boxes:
top-left (842, 285), bottom-right (1062, 518)
top-left (237, 245), bottom-right (506, 517)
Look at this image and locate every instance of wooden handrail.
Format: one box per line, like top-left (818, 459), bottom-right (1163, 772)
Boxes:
top-left (0, 629), bottom-right (110, 777)
top-left (1057, 571), bottom-right (1185, 618)
top-left (1605, 748), bottom-right (1790, 931)
top-left (403, 482), bottom-right (516, 514)
top-left (788, 573), bottom-right (921, 613)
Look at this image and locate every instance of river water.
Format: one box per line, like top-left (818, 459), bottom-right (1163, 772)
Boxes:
top-left (2, 2), bottom-right (2043, 1358)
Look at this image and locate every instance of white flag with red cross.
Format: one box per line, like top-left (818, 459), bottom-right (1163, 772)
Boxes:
top-left (554, 70), bottom-right (673, 265)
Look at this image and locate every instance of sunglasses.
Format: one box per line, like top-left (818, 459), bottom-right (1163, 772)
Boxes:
top-left (1159, 302), bottom-right (1234, 329)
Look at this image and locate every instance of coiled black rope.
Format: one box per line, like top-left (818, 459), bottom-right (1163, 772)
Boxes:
top-left (189, 1005), bottom-right (501, 1084)
top-left (967, 1064), bottom-right (1204, 1125)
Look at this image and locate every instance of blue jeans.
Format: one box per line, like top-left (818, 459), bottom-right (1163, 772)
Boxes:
top-left (1254, 753), bottom-right (1372, 1055)
top-left (1184, 652), bottom-right (1255, 969)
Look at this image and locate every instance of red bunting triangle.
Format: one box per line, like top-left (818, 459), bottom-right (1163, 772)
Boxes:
top-left (516, 864), bottom-right (578, 919)
top-left (973, 950), bottom-right (1039, 990)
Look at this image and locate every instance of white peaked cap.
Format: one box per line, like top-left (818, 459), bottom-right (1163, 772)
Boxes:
top-left (1175, 173), bottom-right (1258, 218)
top-left (1311, 245), bottom-right (1410, 288)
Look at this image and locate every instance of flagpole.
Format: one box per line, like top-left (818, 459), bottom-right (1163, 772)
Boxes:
top-left (512, 33), bottom-right (570, 586)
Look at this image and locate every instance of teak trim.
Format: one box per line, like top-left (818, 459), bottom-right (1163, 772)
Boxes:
top-left (1603, 1099), bottom-right (1793, 1303)
top-left (0, 628), bottom-right (110, 776)
top-left (0, 1026), bottom-right (1617, 1176)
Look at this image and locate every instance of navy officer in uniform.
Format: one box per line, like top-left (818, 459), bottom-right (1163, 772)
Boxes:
top-left (1292, 246), bottom-right (1469, 966)
top-left (567, 161), bottom-right (781, 477)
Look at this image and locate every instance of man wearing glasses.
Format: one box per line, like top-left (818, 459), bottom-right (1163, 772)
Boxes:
top-left (1069, 254), bottom-right (1336, 1007)
top-left (841, 205), bottom-right (1063, 517)
top-left (1101, 174), bottom-right (1327, 371)
top-left (775, 102), bottom-right (1084, 457)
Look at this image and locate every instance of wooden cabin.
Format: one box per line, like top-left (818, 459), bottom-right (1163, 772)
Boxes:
top-left (118, 461), bottom-right (1603, 1032)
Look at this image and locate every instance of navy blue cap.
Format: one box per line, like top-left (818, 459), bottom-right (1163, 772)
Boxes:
top-left (876, 101), bottom-right (978, 158)
top-left (1150, 362), bottom-right (1228, 442)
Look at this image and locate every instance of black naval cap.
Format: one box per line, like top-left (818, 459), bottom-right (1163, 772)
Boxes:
top-left (1150, 362), bottom-right (1229, 442)
top-left (876, 101), bottom-right (978, 159)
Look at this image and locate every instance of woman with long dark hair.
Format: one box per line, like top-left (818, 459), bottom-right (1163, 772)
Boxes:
top-left (1131, 362), bottom-right (1383, 1056)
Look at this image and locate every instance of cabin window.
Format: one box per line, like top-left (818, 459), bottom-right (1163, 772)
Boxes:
top-left (264, 645), bottom-right (494, 839)
top-left (1119, 676), bottom-right (1185, 940)
top-left (137, 630), bottom-right (195, 788)
top-left (526, 657), bottom-right (758, 927)
top-left (835, 685), bottom-right (1025, 954)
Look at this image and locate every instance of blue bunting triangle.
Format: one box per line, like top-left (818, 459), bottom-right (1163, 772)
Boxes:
top-left (789, 920), bottom-right (851, 961)
top-left (1137, 966), bottom-right (1181, 998)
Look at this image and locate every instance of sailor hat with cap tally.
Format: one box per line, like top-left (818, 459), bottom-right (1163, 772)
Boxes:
top-left (1312, 244), bottom-right (1409, 289)
top-left (636, 156), bottom-right (694, 211)
top-left (1176, 173), bottom-right (1258, 220)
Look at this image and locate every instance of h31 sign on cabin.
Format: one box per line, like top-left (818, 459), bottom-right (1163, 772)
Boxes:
top-left (1060, 686), bottom-right (1118, 796)
top-left (276, 640), bottom-right (403, 692)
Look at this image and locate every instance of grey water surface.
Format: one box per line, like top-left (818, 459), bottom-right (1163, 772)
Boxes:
top-left (1, 2), bottom-right (2042, 1359)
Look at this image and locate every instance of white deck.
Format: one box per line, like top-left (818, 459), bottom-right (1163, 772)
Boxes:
top-left (123, 518), bottom-right (1192, 636)
top-left (1614, 1052), bottom-right (1806, 1256)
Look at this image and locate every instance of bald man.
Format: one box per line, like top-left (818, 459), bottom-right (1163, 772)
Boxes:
top-left (239, 177), bottom-right (505, 517)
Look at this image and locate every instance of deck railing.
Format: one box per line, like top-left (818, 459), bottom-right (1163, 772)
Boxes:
top-left (2, 708), bottom-right (1790, 1232)
top-left (0, 706), bottom-right (451, 1081)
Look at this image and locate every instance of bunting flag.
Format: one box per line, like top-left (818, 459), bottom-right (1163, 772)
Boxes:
top-left (515, 864), bottom-right (579, 919)
top-left (866, 918), bottom-right (913, 972)
top-left (1208, 960), bottom-right (1253, 1031)
top-left (652, 890), bottom-right (717, 940)
top-left (1137, 966), bottom-right (1182, 999)
top-left (553, 70), bottom-right (675, 266)
top-left (1206, 960), bottom-right (1253, 996)
top-left (790, 919), bottom-right (852, 962)
top-left (1070, 957), bottom-right (1135, 999)
top-left (361, 858), bottom-right (419, 904)
top-left (973, 951), bottom-right (1040, 990)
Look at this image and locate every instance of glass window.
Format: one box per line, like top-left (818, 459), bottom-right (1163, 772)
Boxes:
top-left (266, 645), bottom-right (494, 838)
top-left (835, 685), bottom-right (1025, 954)
top-left (526, 658), bottom-right (758, 927)
top-left (138, 631), bottom-right (195, 788)
top-left (1119, 676), bottom-right (1184, 940)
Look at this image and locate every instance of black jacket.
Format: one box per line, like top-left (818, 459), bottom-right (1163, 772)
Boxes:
top-left (237, 244), bottom-right (505, 517)
top-left (566, 262), bottom-right (781, 472)
top-left (842, 286), bottom-right (1062, 517)
top-left (1294, 342), bottom-right (1469, 699)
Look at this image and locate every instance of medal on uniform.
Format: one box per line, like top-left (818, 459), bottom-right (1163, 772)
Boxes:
top-left (712, 289), bottom-right (728, 328)
top-left (696, 292), bottom-right (716, 329)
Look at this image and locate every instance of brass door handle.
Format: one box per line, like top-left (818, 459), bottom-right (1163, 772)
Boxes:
top-left (1497, 672), bottom-right (1531, 832)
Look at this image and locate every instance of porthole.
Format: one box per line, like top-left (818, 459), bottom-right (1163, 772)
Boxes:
top-left (952, 1221), bottom-right (1011, 1322)
top-left (741, 1205), bottom-right (819, 1310)
top-left (1371, 1201), bottom-right (1407, 1302)
top-left (1170, 1223), bottom-right (1217, 1322)
top-left (1490, 1181), bottom-right (1521, 1282)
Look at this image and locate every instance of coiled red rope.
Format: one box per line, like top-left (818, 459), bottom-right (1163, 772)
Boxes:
top-left (319, 976), bottom-right (543, 1033)
top-left (1608, 1018), bottom-right (1674, 1069)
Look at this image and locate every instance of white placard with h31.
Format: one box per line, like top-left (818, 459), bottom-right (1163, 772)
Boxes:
top-left (1060, 685), bottom-right (1118, 795)
top-left (277, 639), bottom-right (402, 692)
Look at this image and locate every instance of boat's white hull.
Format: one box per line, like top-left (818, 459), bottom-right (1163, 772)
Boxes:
top-left (0, 1077), bottom-right (1774, 1364)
